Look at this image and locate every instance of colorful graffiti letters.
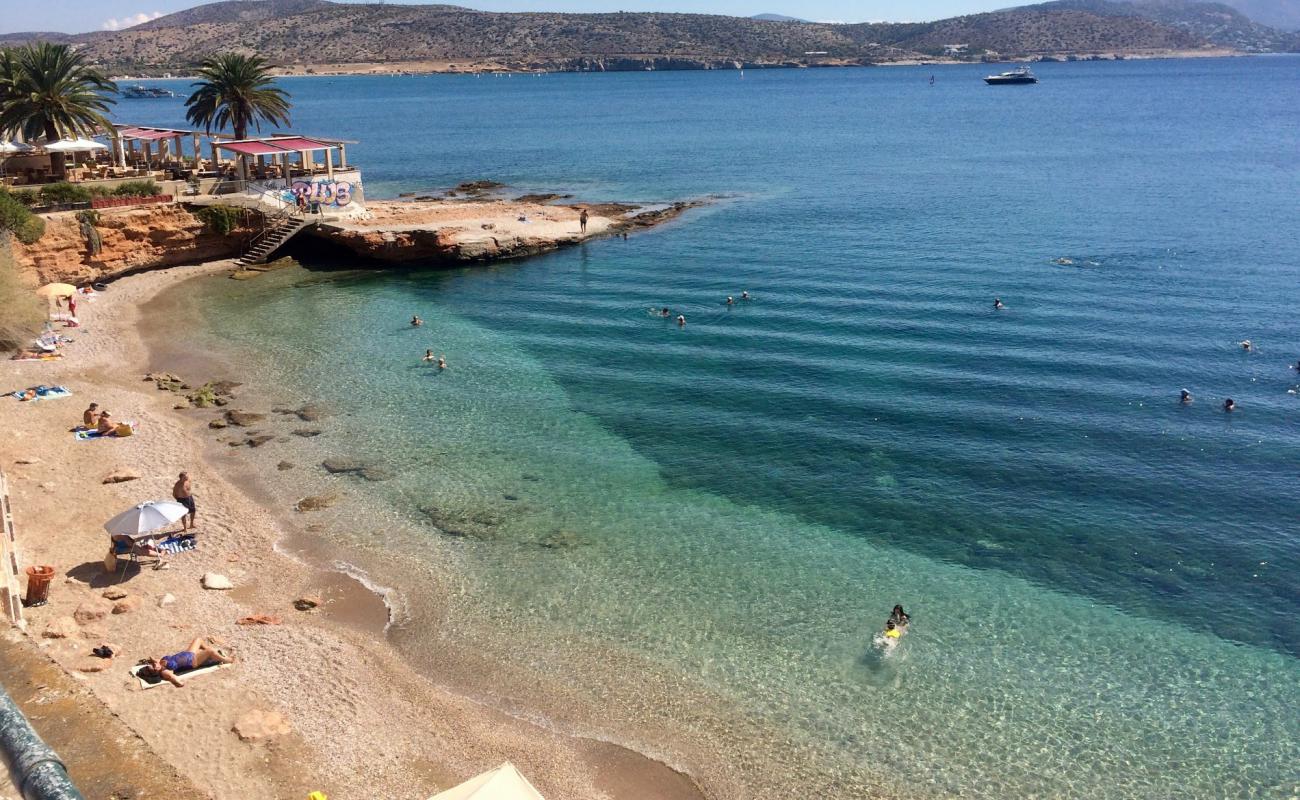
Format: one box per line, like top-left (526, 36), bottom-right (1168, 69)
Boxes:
top-left (291, 179), bottom-right (354, 207)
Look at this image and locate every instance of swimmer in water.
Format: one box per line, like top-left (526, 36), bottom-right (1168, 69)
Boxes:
top-left (411, 315), bottom-right (423, 327)
top-left (1223, 397), bottom-right (1236, 412)
top-left (661, 307), bottom-right (671, 318)
top-left (889, 604), bottom-right (910, 628)
top-left (1239, 340), bottom-right (1252, 351)
top-left (882, 620), bottom-right (902, 642)
top-left (741, 291), bottom-right (750, 301)
top-left (677, 314), bottom-right (686, 327)
top-left (1179, 389), bottom-right (1192, 404)
top-left (438, 355), bottom-right (447, 370)
top-left (423, 349), bottom-right (435, 362)
top-left (726, 296), bottom-right (734, 306)
top-left (993, 298), bottom-right (1005, 310)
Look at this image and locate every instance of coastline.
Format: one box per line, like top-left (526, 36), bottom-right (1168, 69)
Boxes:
top-left (0, 261), bottom-right (713, 800)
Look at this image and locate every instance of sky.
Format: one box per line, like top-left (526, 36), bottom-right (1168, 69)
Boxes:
top-left (1, 0), bottom-right (1017, 35)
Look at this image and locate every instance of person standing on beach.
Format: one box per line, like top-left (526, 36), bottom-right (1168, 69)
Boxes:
top-left (173, 472), bottom-right (196, 531)
top-left (579, 208), bottom-right (589, 234)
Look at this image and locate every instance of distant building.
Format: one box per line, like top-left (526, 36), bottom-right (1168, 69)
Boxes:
top-left (943, 44), bottom-right (969, 56)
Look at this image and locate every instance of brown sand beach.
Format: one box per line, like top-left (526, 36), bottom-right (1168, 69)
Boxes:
top-left (0, 263), bottom-right (710, 800)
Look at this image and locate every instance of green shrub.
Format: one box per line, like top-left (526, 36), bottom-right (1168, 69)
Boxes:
top-left (196, 205), bottom-right (242, 236)
top-left (0, 191), bottom-right (45, 244)
top-left (0, 244), bottom-right (46, 351)
top-left (9, 189), bottom-right (40, 207)
top-left (113, 179), bottom-right (161, 197)
top-left (37, 182), bottom-right (92, 206)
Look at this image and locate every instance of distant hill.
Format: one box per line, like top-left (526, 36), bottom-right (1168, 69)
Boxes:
top-left (2, 0), bottom-right (1295, 73)
top-left (1035, 0), bottom-right (1300, 50)
top-left (751, 13), bottom-right (810, 22)
top-left (1215, 0), bottom-right (1300, 31)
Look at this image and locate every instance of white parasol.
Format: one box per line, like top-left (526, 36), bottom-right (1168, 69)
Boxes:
top-left (103, 501), bottom-right (189, 540)
top-left (44, 138), bottom-right (108, 153)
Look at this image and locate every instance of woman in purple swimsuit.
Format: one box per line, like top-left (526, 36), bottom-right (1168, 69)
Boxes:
top-left (139, 636), bottom-right (233, 687)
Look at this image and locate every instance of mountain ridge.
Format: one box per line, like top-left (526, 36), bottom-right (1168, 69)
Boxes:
top-left (1, 0), bottom-right (1295, 73)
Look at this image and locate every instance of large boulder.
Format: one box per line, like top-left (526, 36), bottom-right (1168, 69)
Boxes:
top-left (201, 572), bottom-right (234, 590)
top-left (233, 709), bottom-right (292, 741)
top-left (73, 599), bottom-right (113, 624)
top-left (102, 469), bottom-right (141, 484)
top-left (42, 616), bottom-right (80, 639)
top-left (224, 410), bottom-right (266, 427)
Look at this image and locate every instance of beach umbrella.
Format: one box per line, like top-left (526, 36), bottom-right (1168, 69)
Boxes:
top-left (103, 501), bottom-right (189, 539)
top-left (0, 141), bottom-right (33, 154)
top-left (36, 283), bottom-right (77, 299)
top-left (44, 138), bottom-right (107, 153)
top-left (427, 763), bottom-right (545, 800)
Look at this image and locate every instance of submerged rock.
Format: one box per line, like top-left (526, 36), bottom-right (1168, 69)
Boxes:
top-left (291, 428), bottom-right (323, 438)
top-left (321, 458), bottom-right (364, 474)
top-left (537, 529), bottom-right (585, 549)
top-left (224, 410), bottom-right (266, 427)
top-left (295, 404), bottom-right (328, 422)
top-left (296, 493), bottom-right (340, 512)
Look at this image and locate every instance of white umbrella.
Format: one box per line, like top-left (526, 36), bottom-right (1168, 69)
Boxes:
top-left (428, 763), bottom-right (545, 800)
top-left (103, 501), bottom-right (188, 539)
top-left (45, 138), bottom-right (107, 152)
top-left (0, 140), bottom-right (33, 154)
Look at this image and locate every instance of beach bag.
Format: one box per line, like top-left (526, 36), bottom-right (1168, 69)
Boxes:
top-left (114, 423), bottom-right (134, 437)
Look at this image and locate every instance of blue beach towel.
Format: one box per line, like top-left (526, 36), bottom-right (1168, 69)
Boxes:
top-left (74, 421), bottom-right (137, 441)
top-left (156, 534), bottom-right (198, 555)
top-left (11, 385), bottom-right (72, 401)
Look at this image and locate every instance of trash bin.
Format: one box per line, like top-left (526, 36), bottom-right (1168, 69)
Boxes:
top-left (24, 565), bottom-right (55, 607)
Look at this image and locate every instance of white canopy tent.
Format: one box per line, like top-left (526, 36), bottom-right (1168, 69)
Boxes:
top-left (427, 763), bottom-right (545, 800)
top-left (44, 137), bottom-right (108, 153)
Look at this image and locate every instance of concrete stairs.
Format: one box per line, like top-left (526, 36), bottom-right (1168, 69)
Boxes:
top-left (238, 215), bottom-right (310, 266)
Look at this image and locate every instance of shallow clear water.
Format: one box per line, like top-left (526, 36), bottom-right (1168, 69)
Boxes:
top-left (133, 58), bottom-right (1300, 797)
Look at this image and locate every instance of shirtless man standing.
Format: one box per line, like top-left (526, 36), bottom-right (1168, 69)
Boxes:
top-left (173, 472), bottom-right (196, 531)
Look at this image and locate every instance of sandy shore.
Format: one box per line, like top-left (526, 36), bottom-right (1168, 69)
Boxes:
top-left (0, 262), bottom-right (709, 800)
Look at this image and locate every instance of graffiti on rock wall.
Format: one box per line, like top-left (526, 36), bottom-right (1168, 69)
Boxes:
top-left (285, 179), bottom-right (354, 207)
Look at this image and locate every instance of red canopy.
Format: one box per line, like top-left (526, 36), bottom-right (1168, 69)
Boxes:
top-left (266, 137), bottom-right (335, 151)
top-left (215, 140), bottom-right (294, 156)
top-left (118, 127), bottom-right (182, 141)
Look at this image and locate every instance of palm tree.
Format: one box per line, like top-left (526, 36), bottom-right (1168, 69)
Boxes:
top-left (185, 53), bottom-right (290, 142)
top-left (0, 43), bottom-right (116, 180)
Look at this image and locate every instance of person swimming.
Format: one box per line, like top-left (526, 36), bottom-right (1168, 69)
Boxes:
top-left (661, 307), bottom-right (671, 318)
top-left (726, 296), bottom-right (734, 306)
top-left (676, 315), bottom-right (686, 327)
top-left (422, 349), bottom-right (435, 362)
top-left (993, 297), bottom-right (1005, 310)
top-left (1180, 389), bottom-right (1192, 404)
top-left (411, 315), bottom-right (423, 327)
top-left (889, 604), bottom-right (910, 628)
top-left (438, 355), bottom-right (447, 370)
top-left (1239, 340), bottom-right (1252, 351)
top-left (883, 620), bottom-right (902, 641)
top-left (1223, 397), bottom-right (1236, 412)
top-left (741, 291), bottom-right (750, 301)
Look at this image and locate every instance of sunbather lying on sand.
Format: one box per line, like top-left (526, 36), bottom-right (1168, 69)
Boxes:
top-left (138, 637), bottom-right (234, 688)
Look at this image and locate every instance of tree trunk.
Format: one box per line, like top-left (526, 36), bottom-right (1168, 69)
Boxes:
top-left (43, 121), bottom-right (66, 181)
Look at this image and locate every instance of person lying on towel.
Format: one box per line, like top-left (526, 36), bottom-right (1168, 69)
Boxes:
top-left (137, 637), bottom-right (234, 688)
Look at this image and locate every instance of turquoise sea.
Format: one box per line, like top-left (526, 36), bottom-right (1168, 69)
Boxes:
top-left (130, 58), bottom-right (1299, 798)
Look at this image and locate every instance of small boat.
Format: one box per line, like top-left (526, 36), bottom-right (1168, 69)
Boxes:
top-left (984, 67), bottom-right (1038, 85)
top-left (121, 85), bottom-right (176, 99)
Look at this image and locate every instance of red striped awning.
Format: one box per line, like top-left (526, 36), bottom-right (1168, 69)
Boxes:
top-left (265, 137), bottom-right (335, 151)
top-left (118, 127), bottom-right (181, 141)
top-left (215, 140), bottom-right (295, 156)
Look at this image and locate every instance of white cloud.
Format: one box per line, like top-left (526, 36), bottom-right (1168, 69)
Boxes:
top-left (101, 11), bottom-right (163, 31)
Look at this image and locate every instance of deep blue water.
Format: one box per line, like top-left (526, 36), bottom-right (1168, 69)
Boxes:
top-left (129, 58), bottom-right (1300, 797)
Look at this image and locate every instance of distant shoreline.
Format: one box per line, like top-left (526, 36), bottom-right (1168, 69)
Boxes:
top-left (106, 47), bottom-right (1246, 81)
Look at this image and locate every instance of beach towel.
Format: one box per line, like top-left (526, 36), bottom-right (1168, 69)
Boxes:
top-left (74, 421), bottom-right (136, 441)
top-left (11, 352), bottom-right (62, 362)
top-left (10, 385), bottom-right (72, 402)
top-left (156, 534), bottom-right (197, 555)
top-left (130, 661), bottom-right (229, 690)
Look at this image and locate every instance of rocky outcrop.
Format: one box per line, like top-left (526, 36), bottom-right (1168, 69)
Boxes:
top-left (10, 204), bottom-right (249, 285)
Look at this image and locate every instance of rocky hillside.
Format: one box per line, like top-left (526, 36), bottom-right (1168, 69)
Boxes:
top-left (3, 0), bottom-right (1296, 72)
top-left (1039, 0), bottom-right (1300, 51)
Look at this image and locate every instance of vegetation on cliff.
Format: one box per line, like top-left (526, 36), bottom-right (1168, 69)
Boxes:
top-left (0, 243), bottom-right (45, 351)
top-left (0, 189), bottom-right (45, 244)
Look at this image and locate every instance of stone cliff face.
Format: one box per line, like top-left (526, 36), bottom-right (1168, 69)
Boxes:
top-left (312, 226), bottom-right (570, 265)
top-left (11, 205), bottom-right (247, 285)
